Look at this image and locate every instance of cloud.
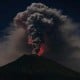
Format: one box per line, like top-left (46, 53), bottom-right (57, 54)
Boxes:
top-left (0, 3), bottom-right (80, 72)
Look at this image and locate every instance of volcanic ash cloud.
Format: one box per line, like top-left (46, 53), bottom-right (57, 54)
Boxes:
top-left (0, 3), bottom-right (80, 72)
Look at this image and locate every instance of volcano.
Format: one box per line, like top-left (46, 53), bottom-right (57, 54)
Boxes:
top-left (0, 55), bottom-right (80, 80)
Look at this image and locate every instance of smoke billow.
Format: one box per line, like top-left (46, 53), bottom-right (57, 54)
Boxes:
top-left (0, 3), bottom-right (80, 72)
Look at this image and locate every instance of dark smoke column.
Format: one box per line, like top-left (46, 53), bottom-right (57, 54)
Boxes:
top-left (14, 3), bottom-right (66, 56)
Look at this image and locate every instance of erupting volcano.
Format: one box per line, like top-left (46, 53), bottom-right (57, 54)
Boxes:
top-left (0, 3), bottom-right (80, 80)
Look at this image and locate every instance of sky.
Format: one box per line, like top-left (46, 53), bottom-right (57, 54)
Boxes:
top-left (0, 0), bottom-right (80, 34)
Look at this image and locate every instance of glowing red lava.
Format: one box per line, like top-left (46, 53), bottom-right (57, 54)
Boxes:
top-left (37, 43), bottom-right (46, 56)
top-left (28, 35), bottom-right (46, 56)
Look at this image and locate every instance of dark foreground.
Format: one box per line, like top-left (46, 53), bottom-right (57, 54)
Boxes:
top-left (0, 55), bottom-right (80, 80)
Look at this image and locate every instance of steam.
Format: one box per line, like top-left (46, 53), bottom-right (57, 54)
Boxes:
top-left (0, 3), bottom-right (80, 72)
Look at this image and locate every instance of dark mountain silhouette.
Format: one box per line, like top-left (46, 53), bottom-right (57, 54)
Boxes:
top-left (0, 55), bottom-right (80, 80)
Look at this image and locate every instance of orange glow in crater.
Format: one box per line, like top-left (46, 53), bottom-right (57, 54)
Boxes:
top-left (37, 43), bottom-right (46, 56)
top-left (27, 35), bottom-right (46, 56)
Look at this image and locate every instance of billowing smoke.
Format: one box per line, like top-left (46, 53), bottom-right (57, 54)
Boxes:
top-left (13, 3), bottom-right (67, 55)
top-left (0, 3), bottom-right (80, 72)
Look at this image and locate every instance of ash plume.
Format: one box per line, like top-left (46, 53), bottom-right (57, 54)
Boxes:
top-left (0, 3), bottom-right (80, 72)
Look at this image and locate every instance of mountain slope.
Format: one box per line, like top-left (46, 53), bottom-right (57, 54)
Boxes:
top-left (0, 55), bottom-right (80, 80)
